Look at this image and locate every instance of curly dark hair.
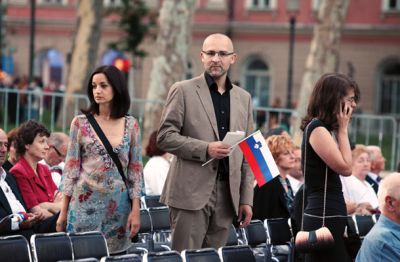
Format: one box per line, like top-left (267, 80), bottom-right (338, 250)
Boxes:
top-left (146, 131), bottom-right (165, 157)
top-left (301, 73), bottom-right (360, 131)
top-left (82, 65), bottom-right (130, 118)
top-left (15, 120), bottom-right (50, 157)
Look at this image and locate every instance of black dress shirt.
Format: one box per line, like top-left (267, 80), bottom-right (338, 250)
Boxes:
top-left (205, 72), bottom-right (232, 180)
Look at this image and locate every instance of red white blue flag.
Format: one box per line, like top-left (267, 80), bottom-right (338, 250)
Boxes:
top-left (238, 130), bottom-right (280, 187)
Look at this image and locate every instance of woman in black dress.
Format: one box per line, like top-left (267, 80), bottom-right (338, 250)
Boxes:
top-left (300, 73), bottom-right (360, 262)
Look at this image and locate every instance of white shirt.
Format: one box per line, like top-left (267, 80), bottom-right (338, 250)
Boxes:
top-left (0, 168), bottom-right (26, 230)
top-left (39, 160), bottom-right (64, 188)
top-left (143, 156), bottom-right (170, 196)
top-left (287, 175), bottom-right (303, 195)
top-left (341, 175), bottom-right (379, 209)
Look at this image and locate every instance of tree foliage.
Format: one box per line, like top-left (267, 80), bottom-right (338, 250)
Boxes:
top-left (106, 0), bottom-right (155, 60)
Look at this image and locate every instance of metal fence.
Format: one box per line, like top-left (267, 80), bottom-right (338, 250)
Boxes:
top-left (1, 88), bottom-right (399, 170)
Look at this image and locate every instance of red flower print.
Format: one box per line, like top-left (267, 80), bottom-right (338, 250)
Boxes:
top-left (107, 199), bottom-right (117, 215)
top-left (117, 226), bottom-right (126, 239)
top-left (130, 162), bottom-right (142, 173)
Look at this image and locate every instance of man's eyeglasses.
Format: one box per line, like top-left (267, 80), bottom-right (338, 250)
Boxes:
top-left (202, 50), bottom-right (234, 58)
top-left (50, 145), bottom-right (65, 158)
top-left (0, 142), bottom-right (8, 149)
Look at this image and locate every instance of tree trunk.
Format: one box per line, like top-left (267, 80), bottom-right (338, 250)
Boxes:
top-left (59, 0), bottom-right (103, 126)
top-left (142, 0), bottom-right (196, 146)
top-left (292, 0), bottom-right (349, 144)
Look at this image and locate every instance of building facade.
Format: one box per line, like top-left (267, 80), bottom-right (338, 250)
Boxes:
top-left (2, 0), bottom-right (400, 115)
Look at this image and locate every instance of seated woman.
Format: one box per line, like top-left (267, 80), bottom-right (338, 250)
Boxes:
top-left (10, 120), bottom-right (60, 218)
top-left (341, 144), bottom-right (379, 215)
top-left (253, 134), bottom-right (296, 220)
top-left (143, 131), bottom-right (171, 196)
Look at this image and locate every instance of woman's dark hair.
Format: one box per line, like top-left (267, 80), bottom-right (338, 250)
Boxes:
top-left (82, 65), bottom-right (130, 118)
top-left (15, 120), bottom-right (50, 157)
top-left (301, 73), bottom-right (360, 131)
top-left (146, 131), bottom-right (165, 157)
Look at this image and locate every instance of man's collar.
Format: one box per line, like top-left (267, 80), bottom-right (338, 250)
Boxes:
top-left (204, 72), bottom-right (233, 92)
top-left (0, 167), bottom-right (6, 180)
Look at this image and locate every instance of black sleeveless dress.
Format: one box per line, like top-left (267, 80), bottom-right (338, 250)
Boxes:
top-left (301, 119), bottom-right (350, 262)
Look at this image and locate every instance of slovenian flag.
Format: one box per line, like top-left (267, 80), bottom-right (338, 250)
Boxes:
top-left (238, 130), bottom-right (280, 187)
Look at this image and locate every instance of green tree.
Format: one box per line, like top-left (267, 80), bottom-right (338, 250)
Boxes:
top-left (107, 0), bottom-right (155, 62)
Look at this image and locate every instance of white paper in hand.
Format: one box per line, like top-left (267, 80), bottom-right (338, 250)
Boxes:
top-left (202, 131), bottom-right (245, 166)
top-left (222, 131), bottom-right (246, 148)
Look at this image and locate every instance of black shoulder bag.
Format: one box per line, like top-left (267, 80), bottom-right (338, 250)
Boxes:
top-left (85, 113), bottom-right (132, 207)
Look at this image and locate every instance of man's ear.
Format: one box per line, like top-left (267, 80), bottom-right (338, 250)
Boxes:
top-left (230, 53), bottom-right (237, 65)
top-left (385, 195), bottom-right (395, 210)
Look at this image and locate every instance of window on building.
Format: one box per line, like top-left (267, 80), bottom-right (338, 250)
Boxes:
top-left (382, 0), bottom-right (400, 12)
top-left (246, 0), bottom-right (277, 10)
top-left (243, 58), bottom-right (270, 108)
top-left (379, 60), bottom-right (400, 114)
top-left (38, 0), bottom-right (66, 5)
top-left (104, 0), bottom-right (122, 7)
top-left (312, 0), bottom-right (322, 11)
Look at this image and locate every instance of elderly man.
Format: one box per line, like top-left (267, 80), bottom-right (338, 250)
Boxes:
top-left (157, 33), bottom-right (254, 251)
top-left (366, 145), bottom-right (385, 193)
top-left (41, 132), bottom-right (69, 187)
top-left (356, 173), bottom-right (400, 261)
top-left (0, 128), bottom-right (57, 239)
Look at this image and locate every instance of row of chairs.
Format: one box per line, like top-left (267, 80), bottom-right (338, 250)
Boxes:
top-left (0, 231), bottom-right (108, 262)
top-left (140, 195), bottom-right (165, 209)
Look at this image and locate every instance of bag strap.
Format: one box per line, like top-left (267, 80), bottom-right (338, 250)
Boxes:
top-left (300, 119), bottom-right (329, 230)
top-left (85, 113), bottom-right (132, 205)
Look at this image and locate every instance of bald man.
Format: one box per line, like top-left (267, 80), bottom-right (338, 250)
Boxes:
top-left (356, 173), bottom-right (400, 261)
top-left (157, 33), bottom-right (254, 251)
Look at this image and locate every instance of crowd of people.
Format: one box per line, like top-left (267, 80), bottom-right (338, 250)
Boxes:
top-left (0, 74), bottom-right (64, 124)
top-left (0, 33), bottom-right (399, 261)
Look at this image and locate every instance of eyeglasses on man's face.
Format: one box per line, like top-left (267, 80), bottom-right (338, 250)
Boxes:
top-left (202, 50), bottom-right (234, 58)
top-left (50, 145), bottom-right (65, 158)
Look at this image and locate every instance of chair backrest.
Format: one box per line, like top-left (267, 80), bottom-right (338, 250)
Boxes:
top-left (244, 220), bottom-right (267, 247)
top-left (181, 248), bottom-right (220, 262)
top-left (69, 231), bottom-right (109, 259)
top-left (140, 209), bottom-right (153, 234)
top-left (58, 258), bottom-right (100, 262)
top-left (148, 207), bottom-right (170, 231)
top-left (143, 251), bottom-right (183, 262)
top-left (0, 235), bottom-right (32, 262)
top-left (218, 245), bottom-right (256, 262)
top-left (225, 224), bottom-right (239, 246)
top-left (353, 215), bottom-right (375, 238)
top-left (372, 213), bottom-right (380, 223)
top-left (100, 254), bottom-right (142, 262)
top-left (142, 195), bottom-right (165, 208)
top-left (264, 218), bottom-right (292, 245)
top-left (30, 232), bottom-right (73, 262)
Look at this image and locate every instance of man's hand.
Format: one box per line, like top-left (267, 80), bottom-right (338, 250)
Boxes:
top-left (19, 213), bottom-right (40, 230)
top-left (207, 141), bottom-right (230, 159)
top-left (238, 204), bottom-right (252, 228)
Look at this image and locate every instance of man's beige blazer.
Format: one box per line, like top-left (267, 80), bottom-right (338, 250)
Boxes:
top-left (157, 74), bottom-right (254, 215)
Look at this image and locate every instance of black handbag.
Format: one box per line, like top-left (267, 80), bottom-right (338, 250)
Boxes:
top-left (85, 113), bottom-right (132, 207)
top-left (295, 119), bottom-right (335, 253)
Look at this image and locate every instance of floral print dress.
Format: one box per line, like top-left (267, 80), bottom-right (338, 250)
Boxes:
top-left (61, 114), bottom-right (143, 253)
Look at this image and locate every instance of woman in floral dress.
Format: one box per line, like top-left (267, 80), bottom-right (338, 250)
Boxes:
top-left (56, 65), bottom-right (143, 254)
